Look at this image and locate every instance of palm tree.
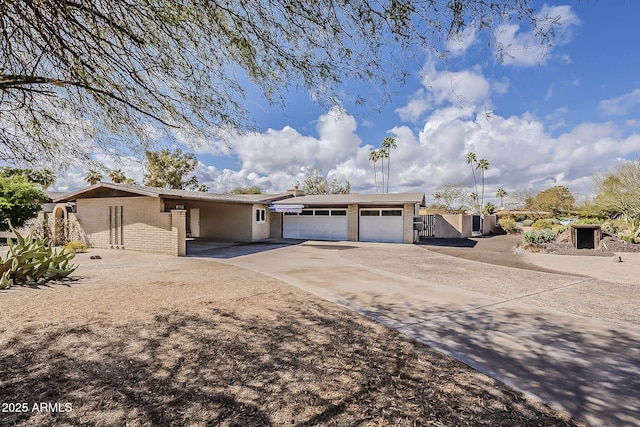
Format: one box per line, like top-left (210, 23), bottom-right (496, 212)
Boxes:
top-left (496, 188), bottom-right (507, 209)
top-left (381, 136), bottom-right (397, 193)
top-left (84, 169), bottom-right (103, 185)
top-left (466, 152), bottom-right (478, 210)
top-left (368, 149), bottom-right (381, 194)
top-left (477, 159), bottom-right (490, 209)
top-left (377, 148), bottom-right (388, 194)
top-left (109, 169), bottom-right (126, 184)
top-left (30, 168), bottom-right (56, 190)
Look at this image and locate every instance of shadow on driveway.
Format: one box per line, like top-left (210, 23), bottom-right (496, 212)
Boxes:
top-left (186, 239), bottom-right (304, 259)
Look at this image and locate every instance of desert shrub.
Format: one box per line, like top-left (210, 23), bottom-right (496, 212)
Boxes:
top-left (523, 229), bottom-right (557, 245)
top-left (522, 219), bottom-right (534, 227)
top-left (532, 218), bottom-right (559, 229)
top-left (600, 222), bottom-right (617, 236)
top-left (65, 240), bottom-right (87, 253)
top-left (0, 223), bottom-right (76, 289)
top-left (498, 218), bottom-right (518, 234)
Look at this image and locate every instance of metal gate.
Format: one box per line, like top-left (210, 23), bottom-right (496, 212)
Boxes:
top-left (418, 215), bottom-right (436, 237)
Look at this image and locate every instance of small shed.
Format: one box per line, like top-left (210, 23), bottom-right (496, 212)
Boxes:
top-left (571, 224), bottom-right (601, 249)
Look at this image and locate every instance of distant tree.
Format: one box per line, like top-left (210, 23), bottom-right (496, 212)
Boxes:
top-left (122, 178), bottom-right (137, 185)
top-left (144, 148), bottom-right (199, 190)
top-left (381, 136), bottom-right (397, 193)
top-left (109, 169), bottom-right (127, 184)
top-left (432, 184), bottom-right (468, 212)
top-left (496, 188), bottom-right (507, 209)
top-left (466, 152), bottom-right (479, 211)
top-left (368, 150), bottom-right (382, 194)
top-left (0, 173), bottom-right (46, 231)
top-left (477, 158), bottom-right (490, 208)
top-left (483, 202), bottom-right (497, 215)
top-left (301, 167), bottom-right (350, 195)
top-left (377, 148), bottom-right (388, 195)
top-left (84, 169), bottom-right (104, 185)
top-left (230, 186), bottom-right (261, 195)
top-left (593, 160), bottom-right (640, 225)
top-left (198, 184), bottom-right (210, 192)
top-left (0, 167), bottom-right (56, 190)
top-left (531, 185), bottom-right (575, 216)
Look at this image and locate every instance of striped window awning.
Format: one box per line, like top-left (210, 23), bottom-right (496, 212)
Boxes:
top-left (269, 204), bottom-right (304, 213)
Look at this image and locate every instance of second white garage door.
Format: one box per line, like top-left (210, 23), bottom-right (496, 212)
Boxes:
top-left (359, 209), bottom-right (404, 243)
top-left (283, 209), bottom-right (348, 240)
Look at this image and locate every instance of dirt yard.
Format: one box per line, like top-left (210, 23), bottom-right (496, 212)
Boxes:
top-left (0, 249), bottom-right (582, 426)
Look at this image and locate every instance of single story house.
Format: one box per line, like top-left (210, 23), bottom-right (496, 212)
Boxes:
top-left (53, 183), bottom-right (292, 255)
top-left (52, 183), bottom-right (426, 255)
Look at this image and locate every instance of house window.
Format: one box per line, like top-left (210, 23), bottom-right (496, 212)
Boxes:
top-left (360, 210), bottom-right (380, 216)
top-left (382, 209), bottom-right (402, 216)
top-left (314, 210), bottom-right (330, 216)
top-left (255, 208), bottom-right (266, 223)
top-left (331, 210), bottom-right (347, 216)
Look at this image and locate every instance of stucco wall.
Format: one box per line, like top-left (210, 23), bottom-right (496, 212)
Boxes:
top-left (75, 197), bottom-right (177, 254)
top-left (434, 214), bottom-right (473, 238)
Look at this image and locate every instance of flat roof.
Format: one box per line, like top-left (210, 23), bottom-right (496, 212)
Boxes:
top-left (53, 182), bottom-right (290, 205)
top-left (272, 192), bottom-right (425, 206)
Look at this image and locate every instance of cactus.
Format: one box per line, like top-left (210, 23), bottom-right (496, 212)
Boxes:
top-left (0, 222), bottom-right (77, 290)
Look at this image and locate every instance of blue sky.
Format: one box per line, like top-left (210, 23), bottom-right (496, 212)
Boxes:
top-left (55, 1), bottom-right (640, 207)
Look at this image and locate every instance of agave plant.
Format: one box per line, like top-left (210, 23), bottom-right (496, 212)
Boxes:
top-left (0, 223), bottom-right (77, 289)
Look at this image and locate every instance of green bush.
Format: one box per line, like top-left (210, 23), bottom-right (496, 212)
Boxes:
top-left (532, 218), bottom-right (559, 229)
top-left (522, 219), bottom-right (534, 227)
top-left (0, 223), bottom-right (77, 289)
top-left (498, 218), bottom-right (518, 234)
top-left (523, 229), bottom-right (557, 245)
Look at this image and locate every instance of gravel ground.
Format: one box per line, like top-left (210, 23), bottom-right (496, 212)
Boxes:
top-left (0, 249), bottom-right (582, 426)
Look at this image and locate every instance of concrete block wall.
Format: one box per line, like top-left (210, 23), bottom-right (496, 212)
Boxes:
top-left (347, 204), bottom-right (359, 241)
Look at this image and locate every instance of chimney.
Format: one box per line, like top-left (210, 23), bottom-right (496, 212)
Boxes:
top-left (286, 185), bottom-right (305, 197)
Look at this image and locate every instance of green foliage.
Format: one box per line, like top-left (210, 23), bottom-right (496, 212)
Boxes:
top-left (301, 168), bottom-right (350, 195)
top-left (529, 185), bottom-right (575, 216)
top-left (85, 169), bottom-right (104, 185)
top-left (0, 224), bottom-right (77, 289)
top-left (0, 167), bottom-right (56, 190)
top-left (497, 218), bottom-right (518, 234)
top-left (523, 229), bottom-right (557, 245)
top-left (230, 186), bottom-right (262, 195)
top-left (593, 160), bottom-right (640, 225)
top-left (0, 173), bottom-right (46, 231)
top-left (533, 218), bottom-right (560, 230)
top-left (483, 202), bottom-right (496, 214)
top-left (522, 219), bottom-right (534, 227)
top-left (144, 148), bottom-right (199, 190)
top-left (65, 241), bottom-right (87, 253)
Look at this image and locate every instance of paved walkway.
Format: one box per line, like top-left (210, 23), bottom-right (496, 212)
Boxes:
top-left (216, 241), bottom-right (640, 427)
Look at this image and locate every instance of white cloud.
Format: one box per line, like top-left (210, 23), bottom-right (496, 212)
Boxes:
top-left (446, 24), bottom-right (479, 57)
top-left (599, 88), bottom-right (640, 116)
top-left (495, 4), bottom-right (579, 67)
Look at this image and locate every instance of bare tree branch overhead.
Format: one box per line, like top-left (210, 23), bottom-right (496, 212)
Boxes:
top-left (0, 0), bottom-right (551, 167)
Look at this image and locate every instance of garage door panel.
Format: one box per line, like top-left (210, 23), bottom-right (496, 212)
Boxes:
top-left (283, 214), bottom-right (348, 240)
top-left (359, 209), bottom-right (403, 243)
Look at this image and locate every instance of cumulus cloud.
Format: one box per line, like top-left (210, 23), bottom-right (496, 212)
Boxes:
top-left (599, 88), bottom-right (640, 116)
top-left (495, 4), bottom-right (579, 67)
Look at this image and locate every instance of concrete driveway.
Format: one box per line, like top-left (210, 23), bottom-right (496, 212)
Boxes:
top-left (214, 241), bottom-right (640, 427)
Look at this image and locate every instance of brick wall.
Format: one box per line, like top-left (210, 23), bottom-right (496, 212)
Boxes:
top-left (75, 197), bottom-right (178, 254)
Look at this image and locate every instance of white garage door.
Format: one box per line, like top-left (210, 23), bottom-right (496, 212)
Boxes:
top-left (283, 209), bottom-right (348, 240)
top-left (359, 209), bottom-right (403, 243)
